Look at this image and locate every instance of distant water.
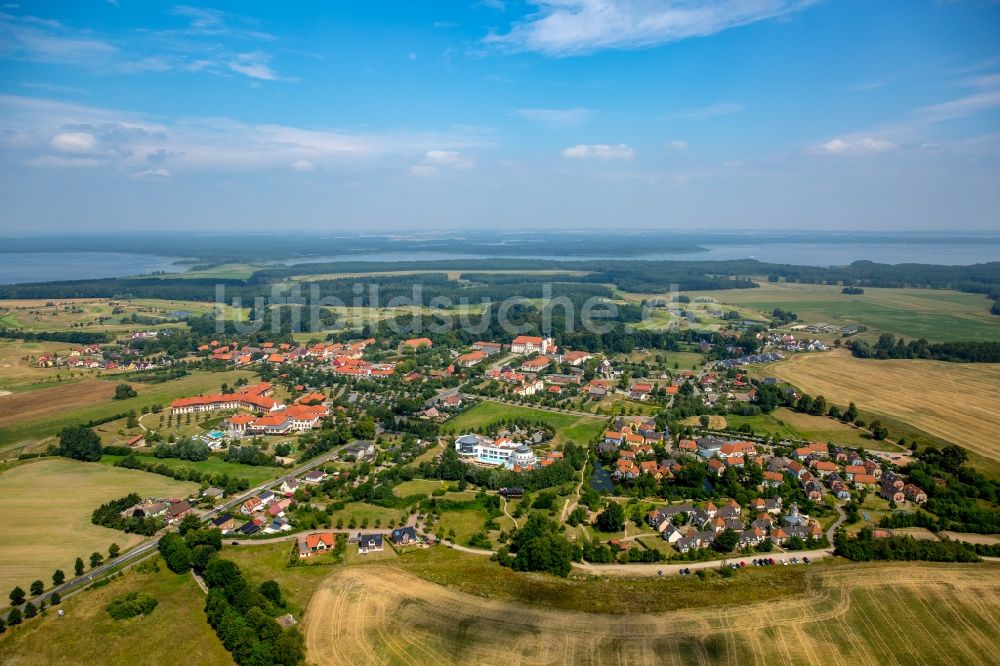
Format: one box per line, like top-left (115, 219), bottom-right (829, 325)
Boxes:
top-left (285, 241), bottom-right (1000, 268)
top-left (0, 253), bottom-right (187, 285)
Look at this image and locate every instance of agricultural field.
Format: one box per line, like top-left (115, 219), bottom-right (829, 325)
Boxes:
top-left (0, 458), bottom-right (197, 593)
top-left (0, 563), bottom-right (233, 666)
top-left (302, 557), bottom-right (1000, 665)
top-left (685, 281), bottom-right (1000, 343)
top-left (0, 369), bottom-right (256, 453)
top-left (444, 400), bottom-right (605, 445)
top-left (758, 350), bottom-right (1000, 467)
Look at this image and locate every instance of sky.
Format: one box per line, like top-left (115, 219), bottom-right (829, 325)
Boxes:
top-left (1, 0), bottom-right (999, 234)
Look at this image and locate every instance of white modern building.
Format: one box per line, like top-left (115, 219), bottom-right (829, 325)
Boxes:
top-left (454, 434), bottom-right (536, 469)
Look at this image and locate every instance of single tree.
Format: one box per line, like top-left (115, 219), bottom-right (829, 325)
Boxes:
top-left (52, 570), bottom-right (65, 586)
top-left (23, 602), bottom-right (37, 619)
top-left (9, 586), bottom-right (25, 607)
top-left (29, 580), bottom-right (43, 597)
top-left (108, 543), bottom-right (120, 559)
top-left (74, 558), bottom-right (85, 577)
top-left (7, 608), bottom-right (22, 626)
top-left (595, 501), bottom-right (626, 533)
top-left (50, 592), bottom-right (61, 605)
top-left (89, 552), bottom-right (103, 569)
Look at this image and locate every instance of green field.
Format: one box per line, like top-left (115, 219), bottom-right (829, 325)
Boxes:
top-left (330, 501), bottom-right (407, 527)
top-left (0, 458), bottom-right (198, 593)
top-left (100, 454), bottom-right (284, 485)
top-left (0, 562), bottom-right (233, 666)
top-left (444, 400), bottom-right (606, 445)
top-left (686, 281), bottom-right (1000, 342)
top-left (392, 478), bottom-right (449, 497)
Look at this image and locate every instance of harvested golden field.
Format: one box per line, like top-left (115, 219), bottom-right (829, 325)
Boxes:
top-left (0, 458), bottom-right (197, 593)
top-left (302, 562), bottom-right (1000, 665)
top-left (761, 350), bottom-right (1000, 463)
top-left (0, 379), bottom-right (117, 428)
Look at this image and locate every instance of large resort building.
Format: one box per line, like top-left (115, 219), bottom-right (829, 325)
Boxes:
top-left (454, 433), bottom-right (536, 470)
top-left (170, 382), bottom-right (281, 415)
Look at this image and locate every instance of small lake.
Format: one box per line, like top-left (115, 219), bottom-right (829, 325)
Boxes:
top-left (0, 253), bottom-right (189, 285)
top-left (590, 460), bottom-right (615, 493)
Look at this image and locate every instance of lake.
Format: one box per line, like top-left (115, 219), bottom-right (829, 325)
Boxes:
top-left (287, 240), bottom-right (1000, 268)
top-left (0, 252), bottom-right (188, 285)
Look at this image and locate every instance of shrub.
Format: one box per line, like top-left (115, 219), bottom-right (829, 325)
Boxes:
top-left (106, 591), bottom-right (158, 620)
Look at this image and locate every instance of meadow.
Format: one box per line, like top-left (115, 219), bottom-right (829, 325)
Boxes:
top-left (0, 458), bottom-right (197, 593)
top-left (303, 556), bottom-right (1000, 665)
top-left (0, 297), bottom-right (223, 333)
top-left (723, 407), bottom-right (899, 449)
top-left (99, 454), bottom-right (284, 486)
top-left (686, 281), bottom-right (1000, 342)
top-left (759, 350), bottom-right (1000, 467)
top-left (0, 563), bottom-right (232, 665)
top-left (444, 400), bottom-right (606, 445)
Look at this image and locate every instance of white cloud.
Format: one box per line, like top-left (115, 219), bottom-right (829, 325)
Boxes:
top-left (1, 95), bottom-right (489, 174)
top-left (425, 149), bottom-right (475, 169)
top-left (132, 168), bottom-right (171, 178)
top-left (561, 143), bottom-right (634, 160)
top-left (290, 159), bottom-right (315, 172)
top-left (515, 107), bottom-right (594, 127)
top-left (50, 131), bottom-right (96, 152)
top-left (0, 13), bottom-right (118, 65)
top-left (407, 52), bottom-right (417, 61)
top-left (664, 102), bottom-right (744, 121)
top-left (814, 137), bottom-right (898, 155)
top-left (228, 52), bottom-right (284, 81)
top-left (668, 139), bottom-right (688, 150)
top-left (486, 0), bottom-right (817, 56)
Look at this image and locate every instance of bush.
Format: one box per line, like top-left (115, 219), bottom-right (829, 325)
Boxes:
top-left (106, 591), bottom-right (158, 620)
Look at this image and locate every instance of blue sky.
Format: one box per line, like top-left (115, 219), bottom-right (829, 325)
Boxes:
top-left (1, 0), bottom-right (999, 233)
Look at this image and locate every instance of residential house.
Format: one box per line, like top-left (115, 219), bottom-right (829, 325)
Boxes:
top-left (391, 526), bottom-right (419, 546)
top-left (165, 500), bottom-right (191, 524)
top-left (402, 338), bottom-right (433, 350)
top-left (211, 514), bottom-right (238, 533)
top-left (280, 477), bottom-right (299, 494)
top-left (297, 532), bottom-right (336, 558)
top-left (456, 351), bottom-right (488, 367)
top-left (357, 533), bottom-right (384, 554)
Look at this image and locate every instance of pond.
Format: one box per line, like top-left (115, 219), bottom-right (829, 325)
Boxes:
top-left (590, 460), bottom-right (615, 493)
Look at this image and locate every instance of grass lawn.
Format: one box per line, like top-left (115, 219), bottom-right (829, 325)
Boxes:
top-left (0, 563), bottom-right (232, 665)
top-left (220, 541), bottom-right (333, 617)
top-left (100, 454), bottom-right (284, 486)
top-left (0, 458), bottom-right (197, 594)
top-left (435, 509), bottom-right (489, 543)
top-left (686, 281), bottom-right (1000, 343)
top-left (634, 534), bottom-right (677, 556)
top-left (724, 407), bottom-right (889, 449)
top-left (330, 502), bottom-right (407, 528)
top-left (393, 545), bottom-right (810, 614)
top-left (392, 478), bottom-right (448, 498)
top-left (0, 369), bottom-right (257, 451)
top-left (443, 400), bottom-right (606, 445)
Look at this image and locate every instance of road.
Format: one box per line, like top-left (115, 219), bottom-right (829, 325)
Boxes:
top-left (1, 446), bottom-right (346, 622)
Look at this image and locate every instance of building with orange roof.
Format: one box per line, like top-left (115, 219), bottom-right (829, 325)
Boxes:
top-left (402, 337), bottom-right (432, 350)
